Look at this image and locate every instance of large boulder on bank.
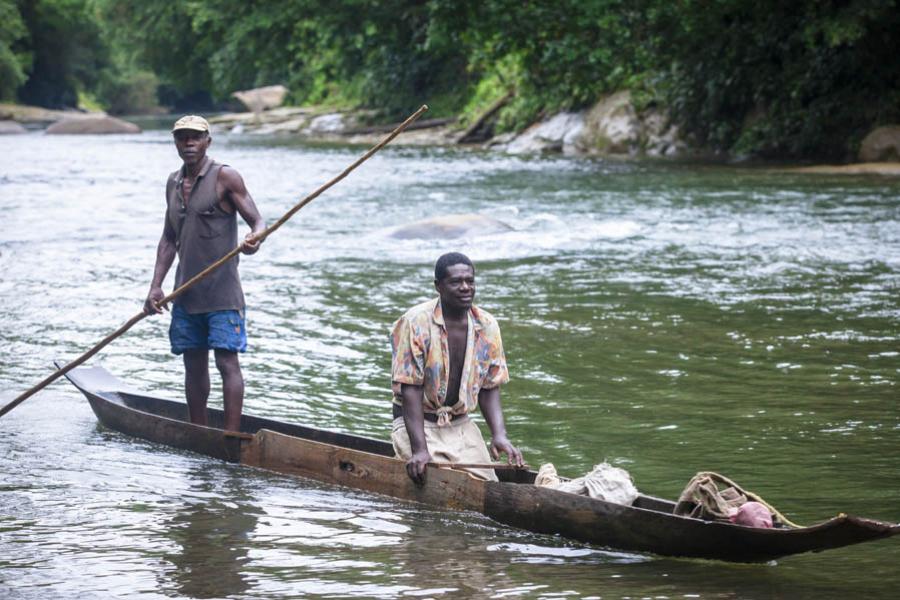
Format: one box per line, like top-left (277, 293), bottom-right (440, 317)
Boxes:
top-left (302, 112), bottom-right (346, 135)
top-left (386, 214), bottom-right (513, 240)
top-left (46, 115), bottom-right (141, 134)
top-left (640, 108), bottom-right (685, 157)
top-left (0, 103), bottom-right (63, 126)
top-left (578, 91), bottom-right (641, 155)
top-left (231, 85), bottom-right (289, 113)
top-left (497, 91), bottom-right (686, 157)
top-left (859, 126), bottom-right (900, 162)
top-left (0, 120), bottom-right (27, 134)
top-left (506, 112), bottom-right (585, 155)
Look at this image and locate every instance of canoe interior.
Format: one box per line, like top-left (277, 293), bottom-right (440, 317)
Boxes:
top-left (117, 389), bottom-right (397, 457)
top-left (63, 362), bottom-right (677, 510)
top-left (112, 388), bottom-right (642, 489)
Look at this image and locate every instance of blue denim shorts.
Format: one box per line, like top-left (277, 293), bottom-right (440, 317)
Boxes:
top-left (169, 304), bottom-right (247, 355)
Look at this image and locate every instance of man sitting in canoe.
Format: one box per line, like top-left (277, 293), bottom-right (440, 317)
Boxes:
top-left (144, 115), bottom-right (265, 432)
top-left (390, 252), bottom-right (524, 483)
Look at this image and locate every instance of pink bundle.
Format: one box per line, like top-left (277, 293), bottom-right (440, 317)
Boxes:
top-left (729, 501), bottom-right (774, 528)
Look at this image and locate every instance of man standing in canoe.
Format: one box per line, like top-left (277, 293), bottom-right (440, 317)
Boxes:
top-left (144, 115), bottom-right (265, 432)
top-left (390, 252), bottom-right (524, 483)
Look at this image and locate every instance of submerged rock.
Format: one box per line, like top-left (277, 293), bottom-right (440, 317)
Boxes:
top-left (46, 115), bottom-right (141, 134)
top-left (386, 214), bottom-right (513, 240)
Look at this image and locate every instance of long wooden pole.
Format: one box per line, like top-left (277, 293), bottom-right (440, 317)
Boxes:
top-left (429, 462), bottom-right (529, 471)
top-left (0, 105), bottom-right (429, 419)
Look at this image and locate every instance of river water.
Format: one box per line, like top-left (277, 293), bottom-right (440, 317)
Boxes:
top-left (1, 126), bottom-right (898, 599)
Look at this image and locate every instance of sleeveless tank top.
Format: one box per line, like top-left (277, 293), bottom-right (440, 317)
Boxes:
top-left (165, 158), bottom-right (245, 314)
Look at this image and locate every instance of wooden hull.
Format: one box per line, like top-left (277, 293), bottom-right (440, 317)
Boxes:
top-left (62, 365), bottom-right (900, 562)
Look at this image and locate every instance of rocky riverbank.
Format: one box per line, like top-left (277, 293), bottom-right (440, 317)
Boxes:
top-left (4, 91), bottom-right (900, 175)
top-left (207, 89), bottom-right (900, 173)
top-left (205, 91), bottom-right (687, 158)
top-left (0, 104), bottom-right (141, 134)
top-left (783, 162), bottom-right (900, 176)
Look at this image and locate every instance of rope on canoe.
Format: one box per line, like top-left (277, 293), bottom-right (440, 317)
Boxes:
top-left (675, 471), bottom-right (803, 529)
top-left (711, 471), bottom-right (802, 529)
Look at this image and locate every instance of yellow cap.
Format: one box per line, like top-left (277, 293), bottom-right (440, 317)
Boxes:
top-left (172, 115), bottom-right (210, 133)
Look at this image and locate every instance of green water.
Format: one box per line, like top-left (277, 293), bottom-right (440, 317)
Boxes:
top-left (1, 131), bottom-right (898, 598)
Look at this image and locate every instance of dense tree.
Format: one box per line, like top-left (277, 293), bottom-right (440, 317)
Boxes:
top-left (15, 0), bottom-right (110, 108)
top-left (100, 0), bottom-right (473, 116)
top-left (96, 1), bottom-right (217, 110)
top-left (6, 0), bottom-right (900, 159)
top-left (650, 0), bottom-right (900, 158)
top-left (0, 0), bottom-right (29, 101)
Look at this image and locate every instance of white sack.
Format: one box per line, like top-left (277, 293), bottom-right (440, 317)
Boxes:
top-left (536, 462), bottom-right (639, 505)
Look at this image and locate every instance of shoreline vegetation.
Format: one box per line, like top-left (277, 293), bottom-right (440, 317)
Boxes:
top-left (2, 1), bottom-right (899, 165)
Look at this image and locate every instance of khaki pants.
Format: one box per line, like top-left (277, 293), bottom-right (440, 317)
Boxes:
top-left (391, 416), bottom-right (498, 482)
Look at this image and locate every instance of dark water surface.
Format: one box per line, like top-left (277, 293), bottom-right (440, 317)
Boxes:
top-left (1, 129), bottom-right (898, 599)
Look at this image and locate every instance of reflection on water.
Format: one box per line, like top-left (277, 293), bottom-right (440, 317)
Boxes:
top-left (1, 130), bottom-right (898, 598)
top-left (159, 470), bottom-right (259, 598)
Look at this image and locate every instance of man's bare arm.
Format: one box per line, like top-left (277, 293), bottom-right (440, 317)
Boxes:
top-left (144, 220), bottom-right (177, 314)
top-left (400, 383), bottom-right (431, 484)
top-left (479, 386), bottom-right (524, 466)
top-left (219, 166), bottom-right (265, 254)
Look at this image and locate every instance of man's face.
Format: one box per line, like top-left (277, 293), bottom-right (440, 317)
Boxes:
top-left (173, 130), bottom-right (210, 166)
top-left (435, 263), bottom-right (475, 312)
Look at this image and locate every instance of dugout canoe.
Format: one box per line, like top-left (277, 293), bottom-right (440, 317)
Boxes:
top-left (61, 364), bottom-right (900, 563)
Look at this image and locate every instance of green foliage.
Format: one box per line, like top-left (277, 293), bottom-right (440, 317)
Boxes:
top-left (458, 60), bottom-right (518, 130)
top-left (0, 0), bottom-right (29, 100)
top-left (99, 70), bottom-right (161, 115)
top-left (95, 1), bottom-right (217, 109)
top-left (15, 0), bottom-right (111, 108)
top-left (76, 89), bottom-right (104, 112)
top-left (439, 1), bottom-right (652, 109)
top-left (93, 0), bottom-right (475, 117)
top-left (5, 0), bottom-right (900, 158)
top-left (650, 0), bottom-right (900, 158)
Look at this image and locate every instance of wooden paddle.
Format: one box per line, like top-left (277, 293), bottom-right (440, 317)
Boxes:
top-left (0, 105), bottom-right (429, 419)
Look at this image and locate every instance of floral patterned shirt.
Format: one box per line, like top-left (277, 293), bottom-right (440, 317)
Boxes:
top-left (390, 297), bottom-right (509, 424)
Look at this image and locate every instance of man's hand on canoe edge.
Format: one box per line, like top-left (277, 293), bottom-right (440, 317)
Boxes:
top-left (406, 449), bottom-right (432, 485)
top-left (143, 286), bottom-right (167, 315)
top-left (490, 435), bottom-right (525, 468)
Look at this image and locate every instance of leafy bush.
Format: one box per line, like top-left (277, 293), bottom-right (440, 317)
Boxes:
top-left (650, 0), bottom-right (900, 159)
top-left (0, 0), bottom-right (29, 101)
top-left (101, 70), bottom-right (161, 115)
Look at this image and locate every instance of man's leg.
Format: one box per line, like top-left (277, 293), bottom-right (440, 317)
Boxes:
top-left (215, 349), bottom-right (244, 431)
top-left (183, 348), bottom-right (210, 425)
